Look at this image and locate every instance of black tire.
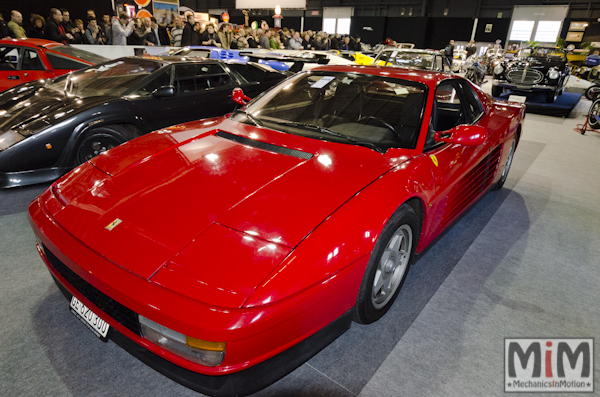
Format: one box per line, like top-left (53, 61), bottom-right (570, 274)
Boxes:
top-left (354, 205), bottom-right (420, 325)
top-left (585, 85), bottom-right (600, 101)
top-left (491, 85), bottom-right (503, 98)
top-left (494, 138), bottom-right (516, 190)
top-left (588, 99), bottom-right (600, 130)
top-left (74, 125), bottom-right (141, 166)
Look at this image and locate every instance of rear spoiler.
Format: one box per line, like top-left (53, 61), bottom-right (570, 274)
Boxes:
top-left (239, 52), bottom-right (330, 72)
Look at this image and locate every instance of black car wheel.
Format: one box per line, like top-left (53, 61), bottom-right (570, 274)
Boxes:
top-left (585, 85), bottom-right (600, 101)
top-left (588, 99), bottom-right (600, 130)
top-left (491, 85), bottom-right (503, 97)
top-left (74, 125), bottom-right (140, 166)
top-left (354, 204), bottom-right (420, 324)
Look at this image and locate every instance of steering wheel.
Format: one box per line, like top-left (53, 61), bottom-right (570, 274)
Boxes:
top-left (356, 116), bottom-right (401, 140)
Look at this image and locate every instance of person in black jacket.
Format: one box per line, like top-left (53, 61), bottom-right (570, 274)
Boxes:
top-left (181, 14), bottom-right (196, 47)
top-left (45, 8), bottom-right (73, 44)
top-left (0, 13), bottom-right (15, 39)
top-left (27, 14), bottom-right (46, 39)
top-left (151, 17), bottom-right (170, 46)
top-left (330, 33), bottom-right (340, 50)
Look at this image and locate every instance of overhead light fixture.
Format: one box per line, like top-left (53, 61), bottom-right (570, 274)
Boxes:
top-left (444, 8), bottom-right (449, 16)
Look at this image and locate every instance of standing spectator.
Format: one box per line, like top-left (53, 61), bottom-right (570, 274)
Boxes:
top-left (8, 10), bottom-right (26, 38)
top-left (466, 40), bottom-right (476, 58)
top-left (330, 33), bottom-right (340, 50)
top-left (60, 9), bottom-right (77, 42)
top-left (218, 23), bottom-right (232, 49)
top-left (302, 32), bottom-right (313, 50)
top-left (101, 15), bottom-right (112, 45)
top-left (141, 17), bottom-right (156, 45)
top-left (351, 35), bottom-right (361, 51)
top-left (201, 24), bottom-right (221, 47)
top-left (289, 31), bottom-right (303, 50)
top-left (71, 19), bottom-right (85, 44)
top-left (259, 29), bottom-right (270, 49)
top-left (340, 36), bottom-right (351, 51)
top-left (151, 17), bottom-right (169, 46)
top-left (84, 18), bottom-right (106, 45)
top-left (270, 30), bottom-right (281, 49)
top-left (0, 14), bottom-right (14, 39)
top-left (193, 22), bottom-right (203, 45)
top-left (281, 28), bottom-right (291, 48)
top-left (246, 29), bottom-right (259, 48)
top-left (45, 8), bottom-right (73, 44)
top-left (87, 10), bottom-right (96, 20)
top-left (313, 33), bottom-right (329, 50)
top-left (27, 14), bottom-right (46, 39)
top-left (181, 14), bottom-right (196, 47)
top-left (444, 39), bottom-right (455, 59)
top-left (170, 16), bottom-right (184, 47)
top-left (112, 13), bottom-right (134, 45)
top-left (231, 27), bottom-right (248, 50)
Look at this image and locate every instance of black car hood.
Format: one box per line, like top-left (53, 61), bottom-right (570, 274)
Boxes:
top-left (0, 82), bottom-right (112, 137)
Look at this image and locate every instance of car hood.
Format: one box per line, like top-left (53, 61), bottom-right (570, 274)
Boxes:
top-left (508, 57), bottom-right (565, 71)
top-left (0, 82), bottom-right (111, 138)
top-left (48, 118), bottom-right (410, 306)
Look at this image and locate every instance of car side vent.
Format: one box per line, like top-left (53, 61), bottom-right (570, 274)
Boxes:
top-left (215, 131), bottom-right (313, 160)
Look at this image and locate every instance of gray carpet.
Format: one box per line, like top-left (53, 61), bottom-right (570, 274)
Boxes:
top-left (1, 113), bottom-right (599, 396)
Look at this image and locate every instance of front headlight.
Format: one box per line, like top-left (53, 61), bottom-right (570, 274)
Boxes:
top-left (139, 315), bottom-right (226, 367)
top-left (494, 64), bottom-right (504, 75)
top-left (548, 69), bottom-right (560, 80)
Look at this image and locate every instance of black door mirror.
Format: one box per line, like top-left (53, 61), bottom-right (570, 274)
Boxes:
top-left (152, 85), bottom-right (175, 98)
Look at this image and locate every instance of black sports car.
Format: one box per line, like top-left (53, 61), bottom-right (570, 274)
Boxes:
top-left (492, 47), bottom-right (570, 103)
top-left (0, 56), bottom-right (288, 188)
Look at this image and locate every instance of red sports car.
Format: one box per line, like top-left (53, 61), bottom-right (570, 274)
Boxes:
top-left (0, 39), bottom-right (107, 92)
top-left (29, 66), bottom-right (524, 396)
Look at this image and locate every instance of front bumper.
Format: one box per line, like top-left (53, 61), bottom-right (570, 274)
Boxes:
top-left (28, 189), bottom-right (360, 395)
top-left (493, 79), bottom-right (558, 93)
top-left (0, 167), bottom-right (68, 188)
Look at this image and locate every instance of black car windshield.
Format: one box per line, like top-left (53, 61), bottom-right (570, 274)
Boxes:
top-left (50, 45), bottom-right (109, 64)
top-left (518, 48), bottom-right (566, 61)
top-left (234, 71), bottom-right (427, 150)
top-left (47, 58), bottom-right (161, 97)
top-left (375, 51), bottom-right (436, 70)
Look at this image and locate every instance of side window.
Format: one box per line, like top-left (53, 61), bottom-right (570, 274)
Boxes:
top-left (173, 63), bottom-right (233, 94)
top-left (0, 47), bottom-right (20, 70)
top-left (135, 67), bottom-right (172, 96)
top-left (47, 53), bottom-right (89, 70)
top-left (459, 82), bottom-right (484, 123)
top-left (21, 50), bottom-right (45, 71)
top-left (424, 81), bottom-right (466, 150)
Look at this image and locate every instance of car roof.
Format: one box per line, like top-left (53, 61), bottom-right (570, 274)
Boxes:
top-left (380, 48), bottom-right (441, 55)
top-left (0, 38), bottom-right (64, 49)
top-left (309, 64), bottom-right (455, 87)
top-left (140, 55), bottom-right (222, 64)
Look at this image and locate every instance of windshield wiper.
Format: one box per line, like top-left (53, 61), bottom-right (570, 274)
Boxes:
top-left (231, 109), bottom-right (263, 128)
top-left (273, 121), bottom-right (386, 154)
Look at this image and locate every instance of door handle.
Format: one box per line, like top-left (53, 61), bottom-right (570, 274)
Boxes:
top-left (8, 75), bottom-right (20, 80)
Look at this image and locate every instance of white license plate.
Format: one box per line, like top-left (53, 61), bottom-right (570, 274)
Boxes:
top-left (70, 296), bottom-right (110, 339)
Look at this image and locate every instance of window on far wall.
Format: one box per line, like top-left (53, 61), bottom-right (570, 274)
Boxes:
top-left (509, 20), bottom-right (535, 41)
top-left (322, 18), bottom-right (351, 35)
top-left (534, 21), bottom-right (562, 42)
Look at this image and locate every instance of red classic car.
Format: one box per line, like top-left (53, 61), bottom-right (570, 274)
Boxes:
top-left (29, 66), bottom-right (525, 396)
top-left (0, 39), bottom-right (107, 92)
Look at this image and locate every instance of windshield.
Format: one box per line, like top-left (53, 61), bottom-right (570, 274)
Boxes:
top-left (47, 58), bottom-right (161, 97)
top-left (50, 45), bottom-right (109, 64)
top-left (518, 48), bottom-right (566, 61)
top-left (234, 71), bottom-right (427, 150)
top-left (375, 51), bottom-right (436, 70)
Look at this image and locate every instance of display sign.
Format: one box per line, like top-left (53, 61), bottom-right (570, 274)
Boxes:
top-left (485, 24), bottom-right (493, 33)
top-left (569, 21), bottom-right (589, 31)
top-left (566, 31), bottom-right (584, 42)
top-left (154, 1), bottom-right (179, 25)
top-left (236, 0), bottom-right (306, 9)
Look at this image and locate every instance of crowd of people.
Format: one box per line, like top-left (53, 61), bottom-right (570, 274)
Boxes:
top-left (0, 8), bottom-right (363, 51)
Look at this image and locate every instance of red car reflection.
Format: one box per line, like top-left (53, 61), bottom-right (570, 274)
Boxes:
top-left (0, 39), bottom-right (107, 92)
top-left (29, 66), bottom-right (525, 396)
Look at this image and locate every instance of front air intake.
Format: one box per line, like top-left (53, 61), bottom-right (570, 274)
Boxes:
top-left (215, 131), bottom-right (313, 160)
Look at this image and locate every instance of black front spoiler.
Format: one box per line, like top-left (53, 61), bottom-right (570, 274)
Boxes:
top-left (52, 276), bottom-right (353, 397)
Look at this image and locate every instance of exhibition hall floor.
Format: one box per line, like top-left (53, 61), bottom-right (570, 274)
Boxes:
top-left (1, 102), bottom-right (599, 396)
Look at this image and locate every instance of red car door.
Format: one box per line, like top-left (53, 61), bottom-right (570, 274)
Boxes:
top-left (20, 48), bottom-right (54, 83)
top-left (0, 45), bottom-right (22, 91)
top-left (421, 80), bottom-right (493, 238)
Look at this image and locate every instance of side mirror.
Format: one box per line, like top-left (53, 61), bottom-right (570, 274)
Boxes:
top-left (151, 85), bottom-right (175, 98)
top-left (232, 87), bottom-right (251, 105)
top-left (434, 125), bottom-right (486, 146)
